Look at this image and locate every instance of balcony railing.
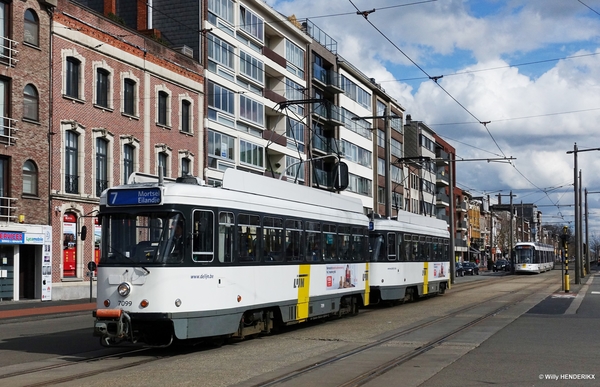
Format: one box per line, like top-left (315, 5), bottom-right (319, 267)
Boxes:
top-left (0, 196), bottom-right (17, 222)
top-left (301, 19), bottom-right (337, 54)
top-left (262, 46), bottom-right (286, 68)
top-left (312, 103), bottom-right (343, 126)
top-left (312, 63), bottom-right (343, 93)
top-left (96, 179), bottom-right (108, 197)
top-left (311, 136), bottom-right (344, 155)
top-left (0, 37), bottom-right (18, 67)
top-left (313, 168), bottom-right (334, 189)
top-left (0, 116), bottom-right (18, 146)
top-left (65, 174), bottom-right (79, 194)
top-left (436, 171), bottom-right (449, 185)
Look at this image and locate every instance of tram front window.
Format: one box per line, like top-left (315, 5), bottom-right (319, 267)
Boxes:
top-left (101, 213), bottom-right (185, 265)
top-left (514, 248), bottom-right (533, 264)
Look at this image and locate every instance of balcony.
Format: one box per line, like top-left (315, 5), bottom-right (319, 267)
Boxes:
top-left (262, 130), bottom-right (287, 147)
top-left (436, 192), bottom-right (450, 206)
top-left (312, 63), bottom-right (344, 94)
top-left (0, 37), bottom-right (18, 67)
top-left (311, 136), bottom-right (344, 155)
top-left (0, 196), bottom-right (18, 223)
top-left (313, 168), bottom-right (335, 189)
top-left (301, 19), bottom-right (337, 54)
top-left (264, 89), bottom-right (286, 105)
top-left (435, 149), bottom-right (449, 165)
top-left (436, 170), bottom-right (449, 185)
top-left (262, 46), bottom-right (286, 68)
top-left (312, 103), bottom-right (343, 126)
top-left (0, 116), bottom-right (18, 146)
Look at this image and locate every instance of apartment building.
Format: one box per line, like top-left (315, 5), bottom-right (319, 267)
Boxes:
top-left (50, 0), bottom-right (203, 299)
top-left (404, 115), bottom-right (436, 216)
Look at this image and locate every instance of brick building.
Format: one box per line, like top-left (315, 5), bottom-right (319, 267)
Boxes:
top-left (49, 0), bottom-right (203, 299)
top-left (0, 0), bottom-right (55, 301)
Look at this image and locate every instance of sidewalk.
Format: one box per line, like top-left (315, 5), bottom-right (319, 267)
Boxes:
top-left (0, 298), bottom-right (96, 320)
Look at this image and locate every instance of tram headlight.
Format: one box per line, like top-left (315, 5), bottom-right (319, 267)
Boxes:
top-left (117, 282), bottom-right (131, 297)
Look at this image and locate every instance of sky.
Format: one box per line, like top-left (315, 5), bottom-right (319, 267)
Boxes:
top-left (265, 0), bottom-right (600, 237)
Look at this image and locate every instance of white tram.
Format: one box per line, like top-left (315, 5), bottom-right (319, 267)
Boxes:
top-left (93, 169), bottom-right (370, 346)
top-left (513, 242), bottom-right (556, 274)
top-left (368, 213), bottom-right (451, 303)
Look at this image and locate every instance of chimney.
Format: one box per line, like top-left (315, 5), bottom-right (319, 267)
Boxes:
top-left (104, 0), bottom-right (116, 17)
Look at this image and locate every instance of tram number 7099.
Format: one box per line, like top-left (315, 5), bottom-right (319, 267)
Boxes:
top-left (118, 300), bottom-right (133, 307)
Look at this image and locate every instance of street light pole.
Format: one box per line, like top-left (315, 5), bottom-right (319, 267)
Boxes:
top-left (566, 143), bottom-right (600, 284)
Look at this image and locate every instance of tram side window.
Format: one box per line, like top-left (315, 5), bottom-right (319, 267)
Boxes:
top-left (418, 236), bottom-right (427, 261)
top-left (306, 221), bottom-right (322, 261)
top-left (285, 219), bottom-right (303, 262)
top-left (352, 227), bottom-right (366, 261)
top-left (323, 223), bottom-right (337, 261)
top-left (387, 232), bottom-right (396, 261)
top-left (217, 212), bottom-right (234, 263)
top-left (238, 213), bottom-right (260, 262)
top-left (397, 233), bottom-right (404, 261)
top-left (426, 237), bottom-right (432, 261)
top-left (263, 216), bottom-right (283, 262)
top-left (338, 226), bottom-right (351, 261)
top-left (409, 235), bottom-right (418, 261)
top-left (192, 210), bottom-right (214, 262)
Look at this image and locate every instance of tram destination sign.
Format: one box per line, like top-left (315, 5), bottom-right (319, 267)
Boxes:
top-left (107, 187), bottom-right (162, 206)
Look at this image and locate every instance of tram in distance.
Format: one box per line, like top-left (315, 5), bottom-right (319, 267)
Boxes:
top-left (92, 169), bottom-right (450, 347)
top-left (513, 242), bottom-right (556, 274)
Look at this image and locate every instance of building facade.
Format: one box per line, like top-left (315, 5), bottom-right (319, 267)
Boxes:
top-left (0, 0), bottom-right (56, 301)
top-left (50, 0), bottom-right (203, 299)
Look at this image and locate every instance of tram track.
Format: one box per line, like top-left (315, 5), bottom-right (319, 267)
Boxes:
top-left (251, 274), bottom-right (558, 387)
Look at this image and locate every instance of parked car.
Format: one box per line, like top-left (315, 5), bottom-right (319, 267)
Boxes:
top-left (462, 261), bottom-right (479, 275)
top-left (455, 262), bottom-right (465, 277)
top-left (493, 259), bottom-right (511, 272)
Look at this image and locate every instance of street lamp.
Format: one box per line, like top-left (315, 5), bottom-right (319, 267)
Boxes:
top-left (566, 143), bottom-right (600, 284)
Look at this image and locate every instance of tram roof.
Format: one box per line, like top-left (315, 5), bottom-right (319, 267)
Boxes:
top-left (372, 213), bottom-right (450, 238)
top-left (101, 170), bottom-right (366, 219)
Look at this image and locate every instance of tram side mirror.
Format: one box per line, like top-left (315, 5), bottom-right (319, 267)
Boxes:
top-left (334, 161), bottom-right (349, 191)
top-left (80, 225), bottom-right (87, 241)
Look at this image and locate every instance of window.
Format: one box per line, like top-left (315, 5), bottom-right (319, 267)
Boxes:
top-left (263, 216), bottom-right (283, 262)
top-left (237, 213), bottom-right (260, 262)
top-left (158, 152), bottom-right (168, 178)
top-left (391, 138), bottom-right (402, 158)
top-left (65, 131), bottom-right (79, 194)
top-left (96, 69), bottom-right (109, 108)
top-left (240, 6), bottom-right (264, 42)
top-left (157, 91), bottom-right (168, 126)
top-left (208, 130), bottom-right (235, 169)
top-left (207, 81), bottom-right (234, 118)
top-left (208, 0), bottom-right (233, 25)
top-left (24, 9), bottom-right (39, 46)
top-left (239, 51), bottom-right (264, 85)
top-left (23, 84), bottom-right (38, 121)
top-left (23, 160), bottom-right (38, 196)
top-left (181, 158), bottom-right (190, 176)
top-left (341, 75), bottom-right (371, 110)
top-left (285, 40), bottom-right (304, 78)
top-left (378, 158), bottom-right (385, 176)
top-left (123, 78), bottom-right (136, 116)
top-left (208, 33), bottom-right (234, 71)
top-left (239, 140), bottom-right (263, 168)
top-left (192, 210), bottom-right (214, 262)
top-left (286, 118), bottom-right (305, 152)
top-left (377, 130), bottom-right (385, 148)
top-left (96, 138), bottom-right (108, 197)
top-left (65, 57), bottom-right (80, 99)
top-left (285, 155), bottom-right (304, 181)
top-left (347, 173), bottom-right (372, 196)
top-left (123, 144), bottom-right (134, 184)
top-left (285, 78), bottom-right (304, 115)
top-left (239, 95), bottom-right (264, 126)
top-left (181, 100), bottom-right (191, 133)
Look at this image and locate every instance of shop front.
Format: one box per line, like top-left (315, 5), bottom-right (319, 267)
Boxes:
top-left (0, 225), bottom-right (52, 301)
